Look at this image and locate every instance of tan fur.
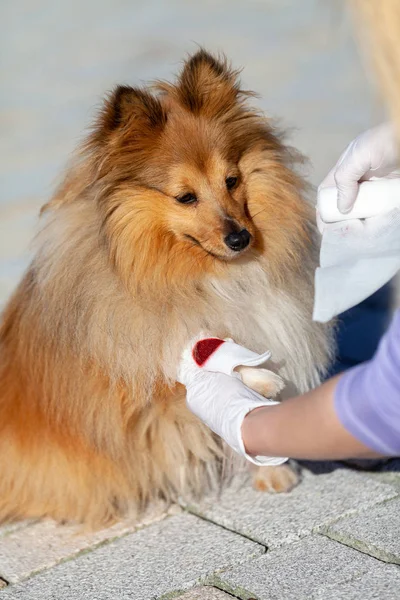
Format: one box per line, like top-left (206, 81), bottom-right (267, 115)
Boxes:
top-left (253, 464), bottom-right (299, 493)
top-left (236, 365), bottom-right (285, 398)
top-left (0, 50), bottom-right (333, 526)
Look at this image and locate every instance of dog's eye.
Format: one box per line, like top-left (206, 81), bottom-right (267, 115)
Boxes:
top-left (176, 193), bottom-right (197, 204)
top-left (226, 176), bottom-right (238, 190)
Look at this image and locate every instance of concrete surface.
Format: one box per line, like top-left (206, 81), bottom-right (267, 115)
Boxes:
top-left (177, 588), bottom-right (234, 600)
top-left (321, 497), bottom-right (400, 565)
top-left (0, 503), bottom-right (169, 584)
top-left (313, 565), bottom-right (400, 600)
top-left (1, 1), bottom-right (399, 599)
top-left (212, 535), bottom-right (399, 600)
top-left (0, 513), bottom-right (264, 599)
top-left (184, 467), bottom-right (398, 548)
top-left (372, 457), bottom-right (400, 490)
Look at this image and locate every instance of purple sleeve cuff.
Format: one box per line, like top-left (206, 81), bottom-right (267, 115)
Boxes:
top-left (334, 311), bottom-right (400, 456)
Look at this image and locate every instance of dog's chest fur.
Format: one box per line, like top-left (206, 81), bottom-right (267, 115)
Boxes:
top-left (161, 260), bottom-right (332, 394)
top-left (34, 203), bottom-right (332, 397)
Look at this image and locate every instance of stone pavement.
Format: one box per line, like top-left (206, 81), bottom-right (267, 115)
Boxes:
top-left (0, 463), bottom-right (399, 599)
top-left (1, 1), bottom-right (399, 598)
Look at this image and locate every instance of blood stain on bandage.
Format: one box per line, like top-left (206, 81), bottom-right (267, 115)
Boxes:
top-left (193, 338), bottom-right (224, 366)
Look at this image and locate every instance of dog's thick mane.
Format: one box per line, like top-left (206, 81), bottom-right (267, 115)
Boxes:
top-left (32, 197), bottom-right (329, 394)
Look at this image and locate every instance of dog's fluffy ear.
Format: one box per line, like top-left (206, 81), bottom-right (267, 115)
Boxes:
top-left (178, 50), bottom-right (241, 117)
top-left (158, 49), bottom-right (243, 119)
top-left (93, 85), bottom-right (167, 142)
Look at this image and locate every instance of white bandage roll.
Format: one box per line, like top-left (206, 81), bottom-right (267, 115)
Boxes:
top-left (314, 180), bottom-right (400, 323)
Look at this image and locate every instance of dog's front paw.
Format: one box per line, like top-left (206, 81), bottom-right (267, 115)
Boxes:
top-left (236, 366), bottom-right (285, 398)
top-left (252, 464), bottom-right (300, 493)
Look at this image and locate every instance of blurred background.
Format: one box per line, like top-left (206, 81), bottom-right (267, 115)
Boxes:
top-left (0, 0), bottom-right (393, 370)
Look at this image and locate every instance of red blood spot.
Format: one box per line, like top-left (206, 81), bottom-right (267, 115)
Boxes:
top-left (193, 338), bottom-right (225, 366)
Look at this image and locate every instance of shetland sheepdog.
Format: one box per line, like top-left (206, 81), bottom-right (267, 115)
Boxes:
top-left (0, 50), bottom-right (332, 526)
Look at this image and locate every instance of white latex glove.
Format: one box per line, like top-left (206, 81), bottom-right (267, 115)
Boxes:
top-left (313, 206), bottom-right (400, 322)
top-left (177, 334), bottom-right (288, 466)
top-left (318, 122), bottom-right (399, 224)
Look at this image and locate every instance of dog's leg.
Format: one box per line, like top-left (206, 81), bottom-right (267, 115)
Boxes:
top-left (236, 364), bottom-right (300, 493)
top-left (235, 365), bottom-right (285, 398)
top-left (252, 462), bottom-right (300, 493)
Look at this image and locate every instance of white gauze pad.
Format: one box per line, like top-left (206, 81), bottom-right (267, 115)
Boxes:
top-left (313, 179), bottom-right (400, 323)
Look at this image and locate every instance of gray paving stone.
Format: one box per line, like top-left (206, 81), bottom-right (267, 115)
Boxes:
top-left (367, 458), bottom-right (400, 491)
top-left (374, 471), bottom-right (400, 491)
top-left (184, 467), bottom-right (398, 549)
top-left (0, 503), bottom-right (169, 584)
top-left (212, 534), bottom-right (394, 600)
top-left (1, 513), bottom-right (264, 599)
top-left (313, 564), bottom-right (400, 600)
top-left (321, 498), bottom-right (400, 565)
top-left (176, 587), bottom-right (233, 599)
top-left (0, 521), bottom-right (33, 539)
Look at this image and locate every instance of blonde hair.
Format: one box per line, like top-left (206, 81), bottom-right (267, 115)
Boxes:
top-left (351, 0), bottom-right (400, 307)
top-left (351, 0), bottom-right (400, 139)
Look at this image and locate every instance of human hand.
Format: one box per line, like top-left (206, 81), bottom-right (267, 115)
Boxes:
top-left (185, 369), bottom-right (286, 465)
top-left (176, 335), bottom-right (287, 466)
top-left (318, 122), bottom-right (399, 218)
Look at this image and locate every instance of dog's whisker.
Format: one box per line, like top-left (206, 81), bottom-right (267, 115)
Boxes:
top-left (250, 207), bottom-right (268, 220)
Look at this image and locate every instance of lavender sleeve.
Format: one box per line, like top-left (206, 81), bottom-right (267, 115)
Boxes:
top-left (334, 310), bottom-right (400, 455)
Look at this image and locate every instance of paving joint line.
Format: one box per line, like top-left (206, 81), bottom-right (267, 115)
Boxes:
top-left (310, 490), bottom-right (400, 535)
top-left (315, 530), bottom-right (400, 567)
top-left (0, 510), bottom-right (173, 587)
top-left (212, 582), bottom-right (256, 600)
top-left (159, 585), bottom-right (243, 600)
top-left (180, 504), bottom-right (269, 552)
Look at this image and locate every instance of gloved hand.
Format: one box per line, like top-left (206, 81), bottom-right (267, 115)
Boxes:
top-left (318, 122), bottom-right (399, 220)
top-left (177, 334), bottom-right (288, 466)
top-left (314, 124), bottom-right (400, 321)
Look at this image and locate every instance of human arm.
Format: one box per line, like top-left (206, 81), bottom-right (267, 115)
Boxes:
top-left (243, 310), bottom-right (400, 460)
top-left (241, 375), bottom-right (383, 461)
top-left (178, 311), bottom-right (400, 462)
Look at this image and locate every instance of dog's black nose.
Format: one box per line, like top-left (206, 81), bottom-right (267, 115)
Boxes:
top-left (224, 229), bottom-right (251, 251)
